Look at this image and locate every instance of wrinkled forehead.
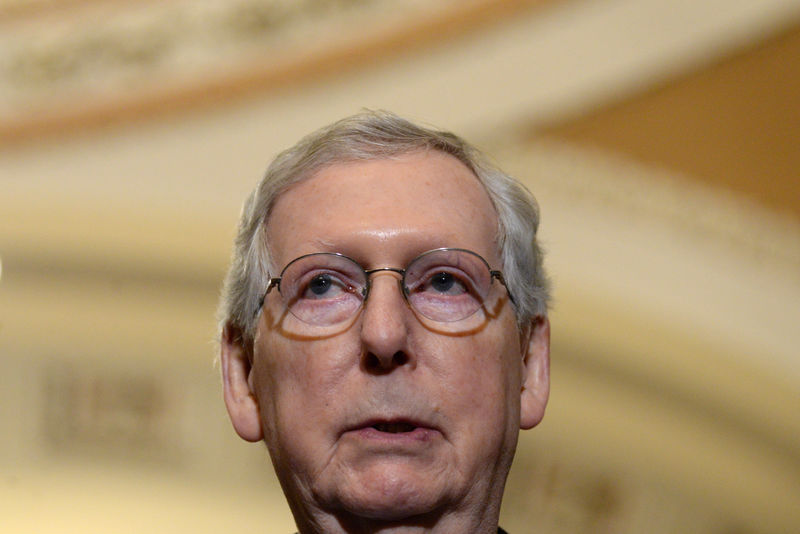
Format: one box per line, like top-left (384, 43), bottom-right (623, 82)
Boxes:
top-left (264, 153), bottom-right (500, 270)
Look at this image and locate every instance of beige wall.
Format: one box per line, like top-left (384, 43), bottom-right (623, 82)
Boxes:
top-left (2, 1), bottom-right (799, 532)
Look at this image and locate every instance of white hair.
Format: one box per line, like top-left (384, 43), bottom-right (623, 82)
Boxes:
top-left (218, 110), bottom-right (549, 344)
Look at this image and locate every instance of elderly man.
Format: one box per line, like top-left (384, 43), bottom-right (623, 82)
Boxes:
top-left (218, 111), bottom-right (550, 534)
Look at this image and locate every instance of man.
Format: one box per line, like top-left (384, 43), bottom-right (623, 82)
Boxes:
top-left (218, 111), bottom-right (550, 533)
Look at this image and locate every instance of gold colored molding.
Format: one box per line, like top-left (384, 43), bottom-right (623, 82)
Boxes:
top-left (0, 0), bottom-right (162, 21)
top-left (0, 0), bottom-right (551, 147)
top-left (536, 23), bottom-right (800, 220)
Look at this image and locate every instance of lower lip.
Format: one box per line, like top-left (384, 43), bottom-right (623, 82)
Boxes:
top-left (347, 426), bottom-right (437, 443)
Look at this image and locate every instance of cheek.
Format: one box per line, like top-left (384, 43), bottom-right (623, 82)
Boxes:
top-left (420, 322), bottom-right (522, 423)
top-left (251, 335), bottom-right (361, 480)
top-left (254, 333), bottom-right (359, 430)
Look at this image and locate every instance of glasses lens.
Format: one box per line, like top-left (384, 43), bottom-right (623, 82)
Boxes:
top-left (404, 249), bottom-right (492, 322)
top-left (279, 253), bottom-right (366, 325)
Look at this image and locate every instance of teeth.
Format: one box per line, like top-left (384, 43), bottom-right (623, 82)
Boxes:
top-left (373, 422), bottom-right (416, 433)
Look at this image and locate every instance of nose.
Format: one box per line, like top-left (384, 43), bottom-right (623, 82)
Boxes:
top-left (359, 272), bottom-right (411, 372)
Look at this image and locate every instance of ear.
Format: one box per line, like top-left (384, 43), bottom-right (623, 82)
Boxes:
top-left (220, 323), bottom-right (264, 442)
top-left (519, 316), bottom-right (550, 430)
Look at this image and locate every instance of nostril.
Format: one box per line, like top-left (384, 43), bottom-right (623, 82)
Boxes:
top-left (363, 350), bottom-right (409, 372)
top-left (392, 351), bottom-right (408, 366)
top-left (364, 352), bottom-right (381, 370)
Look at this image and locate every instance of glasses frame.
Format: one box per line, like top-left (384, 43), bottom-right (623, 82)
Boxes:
top-left (257, 247), bottom-right (515, 323)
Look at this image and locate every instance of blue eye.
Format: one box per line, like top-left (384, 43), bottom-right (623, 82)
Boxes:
top-left (422, 270), bottom-right (468, 295)
top-left (430, 272), bottom-right (455, 293)
top-left (300, 272), bottom-right (352, 300)
top-left (308, 274), bottom-right (333, 296)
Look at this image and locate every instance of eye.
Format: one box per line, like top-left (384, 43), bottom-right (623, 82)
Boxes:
top-left (428, 271), bottom-right (463, 294)
top-left (298, 271), bottom-right (353, 300)
top-left (406, 264), bottom-right (484, 323)
top-left (308, 274), bottom-right (333, 296)
top-left (418, 269), bottom-right (470, 296)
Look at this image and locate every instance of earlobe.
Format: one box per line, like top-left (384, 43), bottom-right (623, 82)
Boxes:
top-left (519, 316), bottom-right (550, 430)
top-left (220, 323), bottom-right (264, 442)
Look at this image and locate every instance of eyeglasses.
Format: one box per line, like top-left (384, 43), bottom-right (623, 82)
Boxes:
top-left (260, 248), bottom-right (513, 326)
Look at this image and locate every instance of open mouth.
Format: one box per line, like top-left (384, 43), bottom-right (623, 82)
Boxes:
top-left (346, 418), bottom-right (435, 442)
top-left (372, 421), bottom-right (417, 433)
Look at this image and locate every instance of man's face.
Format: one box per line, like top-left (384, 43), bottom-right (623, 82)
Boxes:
top-left (223, 152), bottom-right (549, 525)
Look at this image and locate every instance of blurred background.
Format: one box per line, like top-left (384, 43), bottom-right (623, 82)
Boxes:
top-left (1, 0), bottom-right (799, 532)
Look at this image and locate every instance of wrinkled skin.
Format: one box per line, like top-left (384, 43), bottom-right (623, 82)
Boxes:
top-left (221, 152), bottom-right (550, 534)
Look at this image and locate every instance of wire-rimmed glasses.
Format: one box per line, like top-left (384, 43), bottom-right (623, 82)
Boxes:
top-left (259, 248), bottom-right (513, 326)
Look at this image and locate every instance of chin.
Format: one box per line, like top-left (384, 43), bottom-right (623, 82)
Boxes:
top-left (324, 466), bottom-right (451, 522)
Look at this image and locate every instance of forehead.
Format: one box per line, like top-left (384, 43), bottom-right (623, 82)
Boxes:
top-left (266, 152), bottom-right (499, 268)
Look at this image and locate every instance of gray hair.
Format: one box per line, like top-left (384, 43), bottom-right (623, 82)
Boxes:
top-left (218, 110), bottom-right (549, 344)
